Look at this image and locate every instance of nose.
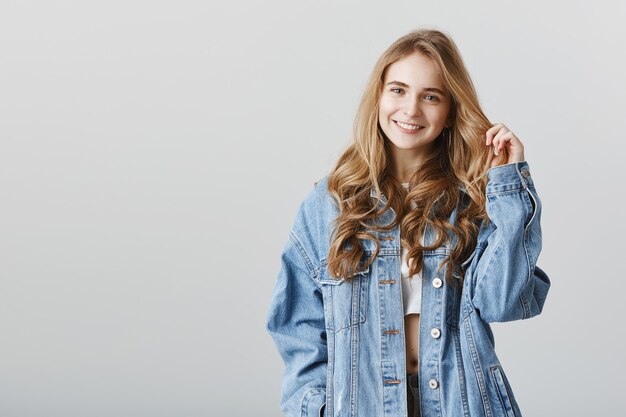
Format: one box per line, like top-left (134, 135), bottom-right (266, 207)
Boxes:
top-left (403, 97), bottom-right (422, 117)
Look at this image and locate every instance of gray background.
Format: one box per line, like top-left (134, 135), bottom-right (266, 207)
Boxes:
top-left (1, 0), bottom-right (624, 416)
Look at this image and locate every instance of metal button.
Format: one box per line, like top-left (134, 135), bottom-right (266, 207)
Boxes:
top-left (521, 168), bottom-right (530, 178)
top-left (431, 328), bottom-right (441, 339)
top-left (432, 278), bottom-right (443, 288)
top-left (429, 379), bottom-right (439, 389)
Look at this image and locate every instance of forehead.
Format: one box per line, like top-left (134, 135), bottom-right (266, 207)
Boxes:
top-left (383, 52), bottom-right (445, 88)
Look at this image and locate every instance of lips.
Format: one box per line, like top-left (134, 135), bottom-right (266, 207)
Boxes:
top-left (394, 120), bottom-right (422, 126)
top-left (393, 120), bottom-right (424, 132)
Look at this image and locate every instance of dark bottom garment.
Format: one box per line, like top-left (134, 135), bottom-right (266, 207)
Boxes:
top-left (407, 372), bottom-right (421, 417)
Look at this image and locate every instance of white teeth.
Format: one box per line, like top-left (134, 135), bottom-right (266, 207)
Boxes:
top-left (396, 121), bottom-right (423, 130)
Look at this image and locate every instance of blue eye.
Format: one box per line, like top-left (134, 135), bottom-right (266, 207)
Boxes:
top-left (425, 95), bottom-right (440, 101)
top-left (391, 88), bottom-right (403, 94)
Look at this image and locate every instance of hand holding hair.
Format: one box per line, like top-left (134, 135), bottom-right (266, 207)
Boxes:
top-left (486, 122), bottom-right (525, 167)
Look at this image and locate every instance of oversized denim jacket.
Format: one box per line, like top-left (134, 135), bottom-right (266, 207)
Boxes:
top-left (266, 160), bottom-right (551, 417)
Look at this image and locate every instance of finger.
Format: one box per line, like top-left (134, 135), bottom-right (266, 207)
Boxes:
top-left (504, 132), bottom-right (521, 147)
top-left (491, 130), bottom-right (510, 152)
top-left (485, 123), bottom-right (503, 145)
top-left (492, 128), bottom-right (510, 145)
top-left (497, 134), bottom-right (511, 147)
top-left (486, 127), bottom-right (501, 146)
top-left (486, 123), bottom-right (512, 146)
top-left (495, 133), bottom-right (515, 154)
top-left (498, 137), bottom-right (511, 152)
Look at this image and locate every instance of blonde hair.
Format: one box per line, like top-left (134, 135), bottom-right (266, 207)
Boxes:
top-left (326, 27), bottom-right (509, 286)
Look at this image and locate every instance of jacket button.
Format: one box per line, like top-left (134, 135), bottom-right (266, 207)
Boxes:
top-left (429, 379), bottom-right (439, 389)
top-left (521, 168), bottom-right (530, 178)
top-left (432, 278), bottom-right (443, 288)
top-left (431, 328), bottom-right (441, 339)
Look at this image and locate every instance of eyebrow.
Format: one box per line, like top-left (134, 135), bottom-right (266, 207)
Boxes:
top-left (385, 81), bottom-right (446, 96)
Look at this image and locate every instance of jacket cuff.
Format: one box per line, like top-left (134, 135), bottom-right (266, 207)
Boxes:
top-left (486, 160), bottom-right (534, 193)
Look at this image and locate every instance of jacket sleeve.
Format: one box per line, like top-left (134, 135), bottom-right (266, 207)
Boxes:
top-left (266, 195), bottom-right (327, 417)
top-left (465, 160), bottom-right (551, 323)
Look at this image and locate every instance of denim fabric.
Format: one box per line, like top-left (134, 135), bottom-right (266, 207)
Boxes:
top-left (266, 161), bottom-right (551, 417)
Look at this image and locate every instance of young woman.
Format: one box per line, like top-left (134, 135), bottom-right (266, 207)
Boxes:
top-left (266, 28), bottom-right (551, 417)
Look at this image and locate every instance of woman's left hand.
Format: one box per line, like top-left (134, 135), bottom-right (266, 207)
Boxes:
top-left (485, 123), bottom-right (525, 167)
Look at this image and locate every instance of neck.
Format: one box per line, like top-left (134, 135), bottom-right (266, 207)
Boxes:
top-left (390, 144), bottom-right (437, 183)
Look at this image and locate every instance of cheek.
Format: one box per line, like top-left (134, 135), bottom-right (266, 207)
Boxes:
top-left (377, 107), bottom-right (386, 124)
top-left (426, 108), bottom-right (449, 125)
top-left (378, 99), bottom-right (394, 121)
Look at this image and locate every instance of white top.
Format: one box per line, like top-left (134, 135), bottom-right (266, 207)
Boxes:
top-left (400, 182), bottom-right (422, 316)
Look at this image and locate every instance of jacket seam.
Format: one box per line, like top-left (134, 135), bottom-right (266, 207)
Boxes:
top-left (288, 230), bottom-right (319, 282)
top-left (452, 330), bottom-right (472, 417)
top-left (463, 316), bottom-right (493, 417)
top-left (524, 185), bottom-right (540, 233)
top-left (520, 210), bottom-right (532, 320)
top-left (518, 181), bottom-right (536, 320)
top-left (471, 233), bottom-right (503, 317)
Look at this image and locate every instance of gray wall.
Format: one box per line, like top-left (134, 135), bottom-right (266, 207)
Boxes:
top-left (1, 0), bottom-right (624, 416)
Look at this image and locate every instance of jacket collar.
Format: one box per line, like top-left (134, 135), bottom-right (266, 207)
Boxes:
top-left (369, 186), bottom-right (387, 203)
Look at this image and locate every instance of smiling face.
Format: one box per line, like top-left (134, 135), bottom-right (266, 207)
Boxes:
top-left (378, 51), bottom-right (452, 177)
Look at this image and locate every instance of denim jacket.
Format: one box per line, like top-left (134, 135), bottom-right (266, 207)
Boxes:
top-left (266, 160), bottom-right (551, 417)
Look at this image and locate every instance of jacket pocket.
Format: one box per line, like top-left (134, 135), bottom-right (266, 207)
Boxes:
top-left (301, 388), bottom-right (326, 417)
top-left (318, 263), bottom-right (370, 333)
top-left (489, 365), bottom-right (518, 417)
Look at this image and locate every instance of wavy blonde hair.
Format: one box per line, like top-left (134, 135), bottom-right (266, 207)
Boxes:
top-left (326, 28), bottom-right (509, 287)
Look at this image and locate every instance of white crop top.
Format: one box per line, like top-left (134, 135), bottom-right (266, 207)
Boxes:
top-left (401, 182), bottom-right (422, 316)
